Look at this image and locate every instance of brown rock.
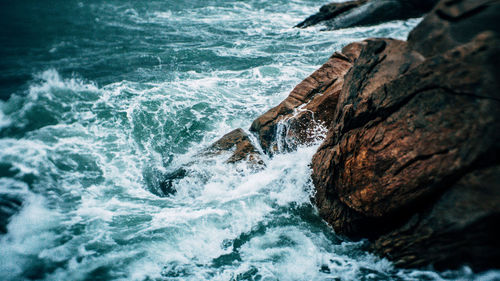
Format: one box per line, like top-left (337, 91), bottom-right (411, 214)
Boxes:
top-left (205, 128), bottom-right (264, 166)
top-left (408, 0), bottom-right (500, 57)
top-left (157, 129), bottom-right (264, 197)
top-left (250, 42), bottom-right (365, 153)
top-left (310, 0), bottom-right (500, 268)
top-left (372, 165), bottom-right (500, 269)
top-left (316, 33), bottom-right (500, 219)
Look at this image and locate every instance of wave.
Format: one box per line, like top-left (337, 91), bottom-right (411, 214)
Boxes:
top-left (1, 1), bottom-right (498, 279)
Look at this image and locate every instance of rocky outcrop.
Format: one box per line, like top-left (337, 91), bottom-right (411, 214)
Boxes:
top-left (250, 42), bottom-right (365, 153)
top-left (204, 128), bottom-right (264, 166)
top-left (206, 0), bottom-right (499, 270)
top-left (408, 0), bottom-right (500, 57)
top-left (154, 129), bottom-right (264, 197)
top-left (311, 0), bottom-right (500, 269)
top-left (296, 0), bottom-right (439, 30)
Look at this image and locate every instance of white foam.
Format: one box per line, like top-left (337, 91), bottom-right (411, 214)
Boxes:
top-left (0, 193), bottom-right (61, 280)
top-left (0, 2), bottom-right (491, 281)
top-left (0, 101), bottom-right (12, 129)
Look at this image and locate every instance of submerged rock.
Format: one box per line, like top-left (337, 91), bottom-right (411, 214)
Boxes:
top-left (157, 168), bottom-right (187, 197)
top-left (0, 193), bottom-right (23, 234)
top-left (296, 0), bottom-right (439, 30)
top-left (156, 129), bottom-right (265, 197)
top-left (155, 129), bottom-right (264, 197)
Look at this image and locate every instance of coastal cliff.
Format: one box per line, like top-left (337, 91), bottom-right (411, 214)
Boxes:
top-left (209, 0), bottom-right (500, 270)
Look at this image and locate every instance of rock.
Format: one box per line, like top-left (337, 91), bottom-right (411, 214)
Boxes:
top-left (250, 41), bottom-right (365, 153)
top-left (0, 193), bottom-right (23, 234)
top-left (313, 31), bottom-right (500, 226)
top-left (408, 0), bottom-right (500, 57)
top-left (207, 0), bottom-right (500, 269)
top-left (310, 0), bottom-right (500, 269)
top-left (295, 0), bottom-right (368, 28)
top-left (296, 0), bottom-right (439, 30)
top-left (372, 165), bottom-right (500, 270)
top-left (205, 128), bottom-right (264, 167)
top-left (155, 129), bottom-right (264, 197)
top-left (312, 37), bottom-right (426, 236)
top-left (157, 168), bottom-right (187, 197)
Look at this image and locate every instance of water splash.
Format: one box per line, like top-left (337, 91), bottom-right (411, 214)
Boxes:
top-left (1, 1), bottom-right (499, 280)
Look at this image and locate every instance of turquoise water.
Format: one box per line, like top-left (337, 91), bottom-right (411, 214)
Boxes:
top-left (0, 1), bottom-right (498, 280)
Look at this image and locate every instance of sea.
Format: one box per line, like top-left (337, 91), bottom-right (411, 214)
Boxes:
top-left (1, 0), bottom-right (499, 280)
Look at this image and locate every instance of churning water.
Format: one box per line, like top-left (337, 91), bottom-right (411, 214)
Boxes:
top-left (1, 1), bottom-right (499, 280)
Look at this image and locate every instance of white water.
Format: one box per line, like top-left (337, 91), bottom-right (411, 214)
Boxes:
top-left (1, 1), bottom-right (499, 280)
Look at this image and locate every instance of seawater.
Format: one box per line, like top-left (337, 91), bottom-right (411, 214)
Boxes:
top-left (0, 1), bottom-right (498, 280)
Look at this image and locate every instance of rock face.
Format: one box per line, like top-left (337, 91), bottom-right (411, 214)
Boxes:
top-left (372, 165), bottom-right (500, 269)
top-left (311, 0), bottom-right (500, 269)
top-left (207, 0), bottom-right (499, 270)
top-left (296, 0), bottom-right (439, 30)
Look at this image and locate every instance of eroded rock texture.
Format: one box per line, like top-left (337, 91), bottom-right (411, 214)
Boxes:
top-left (311, 0), bottom-right (500, 269)
top-left (207, 0), bottom-right (499, 269)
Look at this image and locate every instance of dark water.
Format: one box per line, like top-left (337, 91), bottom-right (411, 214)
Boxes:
top-left (1, 0), bottom-right (499, 280)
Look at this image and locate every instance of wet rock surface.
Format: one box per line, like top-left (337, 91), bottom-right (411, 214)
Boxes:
top-left (295, 0), bottom-right (368, 28)
top-left (296, 0), bottom-right (439, 30)
top-left (311, 0), bottom-right (500, 269)
top-left (208, 0), bottom-right (499, 270)
top-left (250, 42), bottom-right (365, 153)
top-left (205, 128), bottom-right (264, 166)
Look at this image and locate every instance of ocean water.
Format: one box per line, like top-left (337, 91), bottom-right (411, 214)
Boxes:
top-left (0, 1), bottom-right (499, 280)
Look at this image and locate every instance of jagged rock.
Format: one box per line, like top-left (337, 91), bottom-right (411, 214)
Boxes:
top-left (250, 42), bottom-right (365, 153)
top-left (296, 0), bottom-right (439, 30)
top-left (313, 31), bottom-right (500, 226)
top-left (310, 0), bottom-right (500, 269)
top-left (205, 128), bottom-right (264, 166)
